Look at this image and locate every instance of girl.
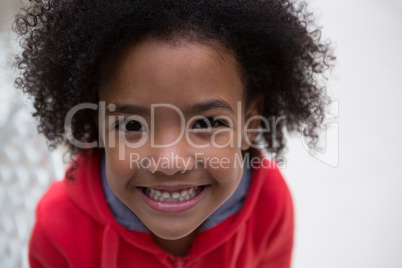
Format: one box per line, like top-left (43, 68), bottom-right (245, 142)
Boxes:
top-left (14, 0), bottom-right (334, 267)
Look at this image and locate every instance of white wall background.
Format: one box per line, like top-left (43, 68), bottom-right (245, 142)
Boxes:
top-left (0, 0), bottom-right (401, 267)
top-left (282, 0), bottom-right (402, 268)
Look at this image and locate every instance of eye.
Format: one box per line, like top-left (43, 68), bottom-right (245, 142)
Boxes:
top-left (116, 119), bottom-right (146, 132)
top-left (193, 117), bottom-right (225, 129)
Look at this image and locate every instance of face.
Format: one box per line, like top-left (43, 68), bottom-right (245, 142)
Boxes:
top-left (99, 38), bottom-right (261, 242)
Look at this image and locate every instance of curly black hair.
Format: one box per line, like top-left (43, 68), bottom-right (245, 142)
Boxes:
top-left (13, 0), bottom-right (334, 157)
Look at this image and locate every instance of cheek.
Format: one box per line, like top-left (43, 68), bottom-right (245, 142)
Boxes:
top-left (212, 166), bottom-right (243, 206)
top-left (104, 146), bottom-right (137, 187)
top-left (207, 148), bottom-right (244, 186)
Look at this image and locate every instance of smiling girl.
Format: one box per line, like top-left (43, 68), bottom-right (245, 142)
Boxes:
top-left (14, 0), bottom-right (334, 267)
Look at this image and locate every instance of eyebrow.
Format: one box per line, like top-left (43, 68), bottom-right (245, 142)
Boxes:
top-left (105, 99), bottom-right (235, 117)
top-left (185, 99), bottom-right (235, 115)
top-left (105, 103), bottom-right (148, 117)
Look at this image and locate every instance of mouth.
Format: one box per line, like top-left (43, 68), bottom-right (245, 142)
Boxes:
top-left (138, 185), bottom-right (208, 212)
top-left (142, 186), bottom-right (204, 203)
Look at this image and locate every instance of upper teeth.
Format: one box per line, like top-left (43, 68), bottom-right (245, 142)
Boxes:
top-left (148, 186), bottom-right (199, 202)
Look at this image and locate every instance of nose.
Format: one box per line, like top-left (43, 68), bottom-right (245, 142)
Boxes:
top-left (146, 133), bottom-right (195, 176)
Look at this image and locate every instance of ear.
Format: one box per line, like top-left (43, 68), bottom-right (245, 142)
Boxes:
top-left (241, 95), bottom-right (264, 151)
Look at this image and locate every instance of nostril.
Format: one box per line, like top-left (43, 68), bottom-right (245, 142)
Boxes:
top-left (145, 154), bottom-right (195, 176)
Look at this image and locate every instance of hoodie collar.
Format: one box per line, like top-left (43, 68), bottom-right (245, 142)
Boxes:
top-left (100, 152), bottom-right (252, 232)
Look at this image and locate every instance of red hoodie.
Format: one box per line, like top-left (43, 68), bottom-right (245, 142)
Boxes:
top-left (29, 150), bottom-right (293, 268)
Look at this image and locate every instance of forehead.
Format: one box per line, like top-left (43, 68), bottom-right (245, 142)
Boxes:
top-left (99, 38), bottom-right (245, 110)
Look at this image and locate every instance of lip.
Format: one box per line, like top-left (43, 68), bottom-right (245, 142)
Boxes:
top-left (138, 185), bottom-right (209, 213)
top-left (140, 184), bottom-right (201, 192)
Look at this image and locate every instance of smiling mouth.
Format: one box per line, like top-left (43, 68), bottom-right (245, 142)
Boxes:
top-left (141, 186), bottom-right (205, 203)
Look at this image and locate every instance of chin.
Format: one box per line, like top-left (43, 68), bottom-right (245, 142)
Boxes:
top-left (150, 224), bottom-right (196, 240)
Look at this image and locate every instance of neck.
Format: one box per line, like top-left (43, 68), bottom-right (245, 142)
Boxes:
top-left (152, 232), bottom-right (196, 256)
